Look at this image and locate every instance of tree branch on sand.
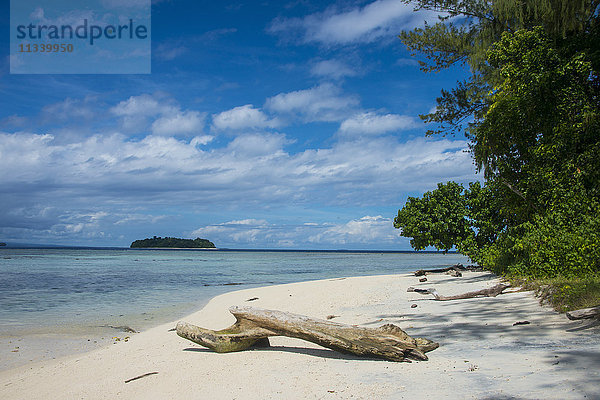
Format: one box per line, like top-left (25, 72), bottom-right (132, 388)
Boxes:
top-left (176, 306), bottom-right (438, 362)
top-left (413, 264), bottom-right (483, 277)
top-left (566, 306), bottom-right (600, 320)
top-left (407, 283), bottom-right (511, 301)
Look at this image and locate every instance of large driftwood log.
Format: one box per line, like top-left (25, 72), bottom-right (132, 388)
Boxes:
top-left (414, 264), bottom-right (482, 277)
top-left (566, 305), bottom-right (600, 320)
top-left (407, 283), bottom-right (511, 301)
top-left (177, 306), bottom-right (438, 362)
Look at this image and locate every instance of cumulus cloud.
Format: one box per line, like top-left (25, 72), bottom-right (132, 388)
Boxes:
top-left (269, 0), bottom-right (440, 45)
top-left (212, 104), bottom-right (280, 131)
top-left (310, 59), bottom-right (358, 80)
top-left (42, 97), bottom-right (98, 122)
top-left (151, 110), bottom-right (206, 135)
top-left (0, 131), bottom-right (474, 205)
top-left (0, 129), bottom-right (476, 245)
top-left (226, 133), bottom-right (291, 157)
top-left (265, 83), bottom-right (359, 122)
top-left (338, 112), bottom-right (418, 136)
top-left (111, 94), bottom-right (174, 118)
top-left (192, 216), bottom-right (400, 248)
top-left (308, 216), bottom-right (399, 244)
top-left (111, 94), bottom-right (205, 135)
top-left (192, 219), bottom-right (271, 244)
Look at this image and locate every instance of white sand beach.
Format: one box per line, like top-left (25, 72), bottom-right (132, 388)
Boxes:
top-left (1, 271), bottom-right (598, 399)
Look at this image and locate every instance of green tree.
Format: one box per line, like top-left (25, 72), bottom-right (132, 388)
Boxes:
top-left (394, 182), bottom-right (471, 252)
top-left (394, 181), bottom-right (508, 264)
top-left (395, 1), bottom-right (600, 277)
top-left (130, 237), bottom-right (215, 248)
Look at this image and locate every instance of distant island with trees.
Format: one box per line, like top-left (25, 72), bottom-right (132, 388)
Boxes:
top-left (130, 236), bottom-right (216, 249)
top-left (0, 242), bottom-right (6, 246)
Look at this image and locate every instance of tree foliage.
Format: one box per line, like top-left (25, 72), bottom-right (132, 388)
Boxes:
top-left (130, 236), bottom-right (216, 248)
top-left (394, 181), bottom-right (506, 264)
top-left (394, 0), bottom-right (600, 277)
top-left (394, 182), bottom-right (471, 252)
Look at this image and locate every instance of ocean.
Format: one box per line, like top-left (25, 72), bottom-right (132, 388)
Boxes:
top-left (0, 248), bottom-right (469, 369)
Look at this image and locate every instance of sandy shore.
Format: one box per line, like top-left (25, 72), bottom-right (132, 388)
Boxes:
top-left (1, 271), bottom-right (598, 399)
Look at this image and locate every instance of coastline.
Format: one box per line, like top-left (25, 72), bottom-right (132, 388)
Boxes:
top-left (1, 271), bottom-right (598, 399)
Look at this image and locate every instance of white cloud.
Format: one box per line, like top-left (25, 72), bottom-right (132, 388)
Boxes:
top-left (310, 59), bottom-right (358, 80)
top-left (265, 83), bottom-right (359, 122)
top-left (190, 135), bottom-right (214, 146)
top-left (227, 219), bottom-right (268, 225)
top-left (0, 131), bottom-right (475, 204)
top-left (212, 104), bottom-right (280, 131)
top-left (110, 94), bottom-right (173, 117)
top-left (151, 110), bottom-right (205, 135)
top-left (0, 130), bottom-right (477, 245)
top-left (338, 112), bottom-right (418, 136)
top-left (192, 219), bottom-right (271, 244)
top-left (42, 97), bottom-right (97, 122)
top-left (192, 215), bottom-right (401, 247)
top-left (114, 214), bottom-right (168, 225)
top-left (226, 133), bottom-right (291, 157)
top-left (269, 0), bottom-right (440, 45)
top-left (308, 216), bottom-right (399, 244)
top-left (110, 94), bottom-right (205, 136)
top-left (396, 58), bottom-right (419, 67)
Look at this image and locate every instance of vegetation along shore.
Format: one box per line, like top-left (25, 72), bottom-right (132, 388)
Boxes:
top-left (130, 236), bottom-right (216, 249)
top-left (393, 0), bottom-right (600, 314)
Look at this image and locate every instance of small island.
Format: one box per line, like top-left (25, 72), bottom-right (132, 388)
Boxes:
top-left (0, 242), bottom-right (6, 246)
top-left (130, 236), bottom-right (215, 249)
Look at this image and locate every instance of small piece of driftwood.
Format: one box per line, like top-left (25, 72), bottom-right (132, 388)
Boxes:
top-left (124, 372), bottom-right (158, 383)
top-left (177, 306), bottom-right (438, 362)
top-left (407, 283), bottom-right (511, 301)
top-left (566, 305), bottom-right (600, 320)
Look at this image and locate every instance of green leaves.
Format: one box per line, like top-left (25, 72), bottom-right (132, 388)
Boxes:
top-left (394, 182), bottom-right (468, 252)
top-left (395, 1), bottom-right (600, 277)
top-left (394, 181), bottom-right (502, 263)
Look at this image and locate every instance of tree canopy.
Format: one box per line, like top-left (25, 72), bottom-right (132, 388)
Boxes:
top-left (395, 0), bottom-right (600, 277)
top-left (130, 236), bottom-right (216, 249)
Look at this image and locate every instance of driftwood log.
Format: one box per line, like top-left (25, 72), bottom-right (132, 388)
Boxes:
top-left (407, 283), bottom-right (511, 301)
top-left (176, 306), bottom-right (438, 362)
top-left (414, 264), bottom-right (482, 277)
top-left (566, 305), bottom-right (600, 320)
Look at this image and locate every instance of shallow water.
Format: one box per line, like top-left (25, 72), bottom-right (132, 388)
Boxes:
top-left (0, 248), bottom-right (469, 369)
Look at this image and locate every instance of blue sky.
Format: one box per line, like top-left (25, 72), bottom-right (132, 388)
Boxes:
top-left (0, 0), bottom-right (478, 249)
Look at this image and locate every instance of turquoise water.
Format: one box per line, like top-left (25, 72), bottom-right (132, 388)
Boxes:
top-left (0, 249), bottom-right (470, 336)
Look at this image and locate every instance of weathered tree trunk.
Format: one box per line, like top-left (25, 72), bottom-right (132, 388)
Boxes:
top-left (566, 305), bottom-right (600, 320)
top-left (407, 283), bottom-right (511, 301)
top-left (177, 306), bottom-right (438, 362)
top-left (414, 264), bottom-right (482, 277)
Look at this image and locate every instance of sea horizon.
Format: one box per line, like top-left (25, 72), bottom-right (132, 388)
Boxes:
top-left (0, 242), bottom-right (461, 254)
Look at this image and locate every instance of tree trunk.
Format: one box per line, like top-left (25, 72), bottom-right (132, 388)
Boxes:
top-left (566, 305), bottom-right (600, 320)
top-left (407, 283), bottom-right (511, 300)
top-left (413, 264), bottom-right (481, 277)
top-left (176, 306), bottom-right (438, 362)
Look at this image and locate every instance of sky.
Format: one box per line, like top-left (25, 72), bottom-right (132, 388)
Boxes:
top-left (0, 0), bottom-right (479, 249)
